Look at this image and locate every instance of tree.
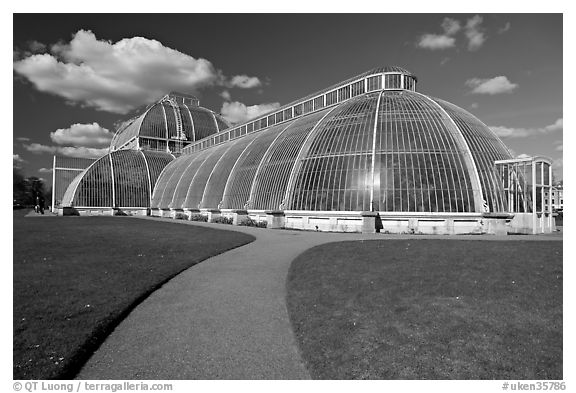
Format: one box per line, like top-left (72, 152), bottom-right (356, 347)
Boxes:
top-left (13, 170), bottom-right (49, 207)
top-left (13, 168), bottom-right (28, 206)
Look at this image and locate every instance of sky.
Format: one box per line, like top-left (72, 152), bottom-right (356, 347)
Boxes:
top-left (12, 13), bottom-right (563, 181)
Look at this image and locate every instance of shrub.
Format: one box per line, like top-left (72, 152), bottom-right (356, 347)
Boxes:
top-left (174, 212), bottom-right (188, 220)
top-left (189, 213), bottom-right (208, 222)
top-left (212, 216), bottom-right (233, 225)
top-left (114, 210), bottom-right (128, 216)
top-left (239, 217), bottom-right (268, 228)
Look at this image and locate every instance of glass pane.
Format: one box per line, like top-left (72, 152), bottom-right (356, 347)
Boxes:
top-left (435, 98), bottom-right (513, 212)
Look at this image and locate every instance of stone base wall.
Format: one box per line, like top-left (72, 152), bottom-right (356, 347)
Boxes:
top-left (59, 207), bottom-right (149, 216)
top-left (61, 206), bottom-right (556, 235)
top-left (509, 212), bottom-right (556, 234)
top-left (284, 212), bottom-right (368, 233)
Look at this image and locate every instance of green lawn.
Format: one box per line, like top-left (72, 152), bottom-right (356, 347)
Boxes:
top-left (287, 239), bottom-right (562, 379)
top-left (13, 210), bottom-right (255, 379)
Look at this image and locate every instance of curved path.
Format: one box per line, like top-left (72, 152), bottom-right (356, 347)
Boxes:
top-left (77, 217), bottom-right (561, 379)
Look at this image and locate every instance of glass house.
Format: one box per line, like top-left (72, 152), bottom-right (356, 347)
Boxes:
top-left (61, 150), bottom-right (174, 215)
top-left (59, 67), bottom-right (555, 234)
top-left (495, 156), bottom-right (554, 234)
top-left (55, 93), bottom-right (229, 214)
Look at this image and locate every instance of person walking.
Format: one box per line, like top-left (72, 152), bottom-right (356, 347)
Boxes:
top-left (34, 193), bottom-right (40, 214)
top-left (39, 193), bottom-right (45, 214)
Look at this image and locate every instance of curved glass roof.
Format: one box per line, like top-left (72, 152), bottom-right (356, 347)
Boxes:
top-left (109, 93), bottom-right (231, 153)
top-left (62, 150), bottom-right (174, 208)
top-left (182, 67), bottom-right (418, 155)
top-left (152, 89), bottom-right (513, 214)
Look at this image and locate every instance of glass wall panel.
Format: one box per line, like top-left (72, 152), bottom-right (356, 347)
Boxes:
top-left (375, 91), bottom-right (475, 213)
top-left (536, 186), bottom-right (543, 212)
top-left (143, 151), bottom-right (175, 190)
top-left (140, 104), bottom-right (166, 139)
top-left (162, 103), bottom-right (178, 140)
top-left (351, 80), bottom-right (365, 97)
top-left (62, 172), bottom-right (84, 207)
top-left (73, 157), bottom-right (113, 207)
top-left (404, 76), bottom-right (416, 91)
top-left (201, 132), bottom-right (259, 209)
top-left (326, 90), bottom-right (338, 106)
top-left (276, 111), bottom-right (284, 123)
top-left (251, 110), bottom-right (330, 210)
top-left (385, 74), bottom-right (402, 89)
top-left (288, 94), bottom-right (379, 211)
top-left (338, 85), bottom-right (351, 101)
top-left (179, 105), bottom-right (194, 141)
top-left (367, 75), bottom-right (382, 91)
top-left (190, 108), bottom-right (218, 140)
top-left (435, 98), bottom-right (513, 212)
top-left (159, 154), bottom-right (201, 209)
top-left (151, 157), bottom-right (189, 208)
top-left (543, 163), bottom-right (550, 186)
top-left (53, 156), bottom-right (96, 208)
top-left (111, 116), bottom-right (146, 150)
top-left (294, 104), bottom-right (303, 116)
top-left (111, 151), bottom-right (149, 207)
top-left (182, 144), bottom-right (233, 209)
top-left (140, 138), bottom-right (168, 152)
top-left (221, 123), bottom-right (289, 209)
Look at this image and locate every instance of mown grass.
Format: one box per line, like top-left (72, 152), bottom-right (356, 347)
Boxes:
top-left (13, 210), bottom-right (255, 379)
top-left (287, 239), bottom-right (562, 379)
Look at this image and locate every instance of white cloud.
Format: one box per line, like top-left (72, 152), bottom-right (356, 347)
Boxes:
top-left (13, 30), bottom-right (262, 114)
top-left (38, 167), bottom-right (52, 173)
top-left (23, 121), bottom-right (114, 160)
top-left (544, 118), bottom-right (563, 132)
top-left (220, 90), bottom-right (232, 101)
top-left (417, 34), bottom-right (455, 50)
top-left (516, 153), bottom-right (532, 159)
top-left (470, 102), bottom-right (479, 109)
top-left (50, 122), bottom-right (112, 148)
top-left (23, 143), bottom-right (55, 154)
top-left (24, 143), bottom-right (108, 158)
top-left (498, 22), bottom-right (511, 34)
top-left (16, 137), bottom-right (30, 142)
top-left (227, 75), bottom-right (262, 89)
top-left (13, 154), bottom-right (25, 168)
top-left (490, 118), bottom-right (563, 138)
top-left (466, 76), bottom-right (518, 95)
top-left (220, 101), bottom-right (281, 124)
top-left (441, 18), bottom-right (461, 35)
top-left (417, 17), bottom-right (461, 51)
top-left (465, 15), bottom-right (486, 51)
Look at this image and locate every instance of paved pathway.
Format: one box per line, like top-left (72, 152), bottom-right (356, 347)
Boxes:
top-left (77, 217), bottom-right (562, 379)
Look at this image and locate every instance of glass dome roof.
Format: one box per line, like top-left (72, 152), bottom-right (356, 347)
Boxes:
top-left (109, 93), bottom-right (230, 153)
